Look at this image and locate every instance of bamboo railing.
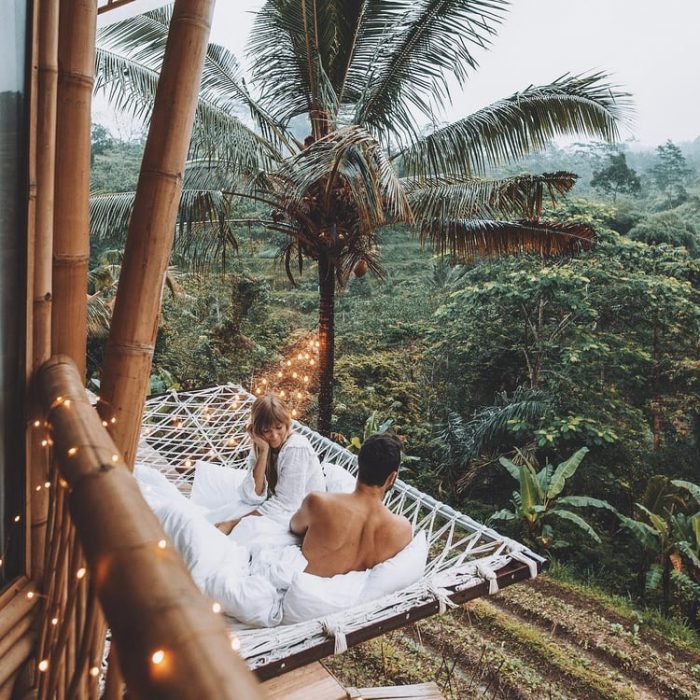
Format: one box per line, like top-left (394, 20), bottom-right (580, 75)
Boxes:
top-left (36, 355), bottom-right (263, 699)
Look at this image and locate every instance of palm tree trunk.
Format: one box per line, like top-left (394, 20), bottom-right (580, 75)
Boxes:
top-left (317, 250), bottom-right (335, 436)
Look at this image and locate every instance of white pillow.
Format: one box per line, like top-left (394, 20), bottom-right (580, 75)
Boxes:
top-left (282, 569), bottom-right (369, 625)
top-left (322, 462), bottom-right (356, 493)
top-left (190, 460), bottom-right (246, 510)
top-left (362, 531), bottom-right (428, 601)
top-left (134, 463), bottom-right (185, 508)
top-left (152, 497), bottom-right (249, 588)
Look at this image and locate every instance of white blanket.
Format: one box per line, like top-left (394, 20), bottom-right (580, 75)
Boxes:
top-left (135, 462), bottom-right (428, 628)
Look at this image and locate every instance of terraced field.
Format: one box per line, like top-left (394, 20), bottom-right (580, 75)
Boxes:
top-left (325, 576), bottom-right (700, 699)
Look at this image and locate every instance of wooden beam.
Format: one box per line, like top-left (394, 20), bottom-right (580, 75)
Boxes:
top-left (38, 355), bottom-right (264, 699)
top-left (99, 0), bottom-right (215, 470)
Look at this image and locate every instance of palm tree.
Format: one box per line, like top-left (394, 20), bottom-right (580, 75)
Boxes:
top-left (93, 2), bottom-right (630, 435)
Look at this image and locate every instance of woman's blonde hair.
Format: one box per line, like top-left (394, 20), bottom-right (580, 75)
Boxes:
top-left (249, 394), bottom-right (292, 434)
top-left (249, 394), bottom-right (292, 494)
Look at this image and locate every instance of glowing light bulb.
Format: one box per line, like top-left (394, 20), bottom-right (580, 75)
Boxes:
top-left (151, 650), bottom-right (165, 665)
top-left (185, 459), bottom-right (193, 468)
top-left (297, 353), bottom-right (303, 360)
top-left (262, 378), bottom-right (267, 385)
top-left (44, 481), bottom-right (51, 488)
top-left (230, 635), bottom-right (241, 652)
top-left (292, 372), bottom-right (297, 379)
top-left (277, 371), bottom-right (282, 378)
top-left (59, 478), bottom-right (68, 488)
top-left (63, 399), bottom-right (71, 408)
top-left (291, 409), bottom-right (297, 417)
top-left (51, 617), bottom-right (58, 626)
top-left (255, 388), bottom-right (262, 395)
top-left (310, 359), bottom-right (315, 366)
top-left (89, 666), bottom-right (99, 677)
top-left (212, 602), bottom-right (221, 614)
top-left (111, 454), bottom-right (119, 463)
top-left (110, 417), bottom-right (117, 424)
top-left (303, 376), bottom-right (309, 383)
top-left (296, 392), bottom-right (302, 399)
top-left (67, 447), bottom-right (78, 457)
top-left (41, 440), bottom-right (48, 447)
top-left (286, 361), bottom-right (291, 367)
top-left (76, 567), bottom-right (86, 579)
top-left (280, 390), bottom-right (285, 398)
top-left (13, 515), bottom-right (20, 523)
top-left (33, 420), bottom-right (40, 427)
top-left (102, 421), bottom-right (108, 427)
top-left (27, 591), bottom-right (35, 599)
top-left (35, 485), bottom-right (42, 492)
top-left (157, 539), bottom-right (166, 550)
top-left (38, 660), bottom-right (49, 672)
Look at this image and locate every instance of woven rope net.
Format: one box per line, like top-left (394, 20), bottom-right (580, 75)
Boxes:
top-left (137, 384), bottom-right (545, 673)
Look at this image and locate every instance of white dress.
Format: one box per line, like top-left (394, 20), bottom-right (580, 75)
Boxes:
top-left (237, 432), bottom-right (325, 525)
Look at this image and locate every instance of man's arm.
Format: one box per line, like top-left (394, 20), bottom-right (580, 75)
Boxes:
top-left (289, 492), bottom-right (318, 535)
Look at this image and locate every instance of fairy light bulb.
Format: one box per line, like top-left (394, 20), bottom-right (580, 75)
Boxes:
top-left (212, 602), bottom-right (221, 614)
top-left (297, 353), bottom-right (303, 360)
top-left (110, 417), bottom-right (117, 424)
top-left (185, 458), bottom-right (193, 468)
top-left (303, 376), bottom-right (309, 383)
top-left (151, 650), bottom-right (165, 665)
top-left (291, 409), bottom-right (297, 417)
top-left (33, 420), bottom-right (40, 427)
top-left (277, 371), bottom-right (282, 378)
top-left (262, 378), bottom-right (268, 385)
top-left (51, 617), bottom-right (58, 626)
top-left (13, 515), bottom-right (20, 523)
top-left (27, 591), bottom-right (35, 599)
top-left (44, 481), bottom-right (51, 488)
top-left (310, 359), bottom-right (315, 366)
top-left (292, 372), bottom-right (298, 379)
top-left (255, 388), bottom-right (262, 395)
top-left (157, 539), bottom-right (167, 550)
top-left (89, 666), bottom-right (99, 678)
top-left (67, 447), bottom-right (78, 457)
top-left (111, 454), bottom-right (119, 463)
top-left (102, 420), bottom-right (108, 427)
top-left (230, 635), bottom-right (241, 652)
top-left (38, 660), bottom-right (49, 672)
top-left (280, 390), bottom-right (285, 398)
top-left (286, 360), bottom-right (292, 367)
top-left (41, 439), bottom-right (48, 447)
top-left (76, 567), bottom-right (86, 580)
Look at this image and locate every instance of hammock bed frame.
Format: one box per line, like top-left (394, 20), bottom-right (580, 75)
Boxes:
top-left (136, 384), bottom-right (546, 680)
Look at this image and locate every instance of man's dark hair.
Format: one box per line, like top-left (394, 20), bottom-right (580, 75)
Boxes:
top-left (357, 433), bottom-right (402, 486)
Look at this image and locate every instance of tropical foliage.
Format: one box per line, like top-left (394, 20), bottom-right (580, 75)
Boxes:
top-left (92, 1), bottom-right (631, 433)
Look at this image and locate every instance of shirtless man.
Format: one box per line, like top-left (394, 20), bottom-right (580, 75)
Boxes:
top-left (289, 433), bottom-right (413, 577)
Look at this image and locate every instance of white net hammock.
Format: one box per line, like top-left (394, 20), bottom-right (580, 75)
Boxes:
top-left (137, 384), bottom-right (545, 678)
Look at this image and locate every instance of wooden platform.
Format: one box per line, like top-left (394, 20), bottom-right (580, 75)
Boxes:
top-left (260, 662), bottom-right (444, 699)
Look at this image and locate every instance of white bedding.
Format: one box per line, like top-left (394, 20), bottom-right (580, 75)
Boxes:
top-left (135, 461), bottom-right (428, 628)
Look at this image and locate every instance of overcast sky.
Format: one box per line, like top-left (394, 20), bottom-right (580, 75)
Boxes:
top-left (205, 0), bottom-right (700, 149)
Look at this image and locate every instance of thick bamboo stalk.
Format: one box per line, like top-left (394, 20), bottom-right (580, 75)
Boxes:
top-left (39, 355), bottom-right (263, 699)
top-left (0, 580), bottom-right (39, 642)
top-left (51, 0), bottom-right (96, 377)
top-left (30, 0), bottom-right (60, 583)
top-left (99, 0), bottom-right (215, 469)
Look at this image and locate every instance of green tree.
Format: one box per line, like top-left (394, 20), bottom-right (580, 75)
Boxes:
top-left (627, 211), bottom-right (699, 255)
top-left (489, 447), bottom-right (615, 551)
top-left (650, 140), bottom-right (693, 208)
top-left (93, 3), bottom-right (630, 434)
top-left (590, 152), bottom-right (641, 201)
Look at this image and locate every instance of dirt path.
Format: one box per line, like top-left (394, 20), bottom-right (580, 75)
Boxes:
top-left (326, 574), bottom-right (700, 699)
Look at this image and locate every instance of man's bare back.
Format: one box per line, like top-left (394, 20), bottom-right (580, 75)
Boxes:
top-left (290, 488), bottom-right (412, 577)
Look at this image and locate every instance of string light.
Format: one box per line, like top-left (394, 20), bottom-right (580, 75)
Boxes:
top-left (27, 591), bottom-right (35, 599)
top-left (157, 539), bottom-right (167, 550)
top-left (102, 421), bottom-right (108, 428)
top-left (255, 388), bottom-right (262, 395)
top-left (13, 515), bottom-right (20, 523)
top-left (151, 650), bottom-right (165, 665)
top-left (279, 390), bottom-right (285, 398)
top-left (33, 420), bottom-right (40, 427)
top-left (277, 371), bottom-right (282, 378)
top-left (297, 353), bottom-right (303, 360)
top-left (111, 454), bottom-right (119, 463)
top-left (44, 481), bottom-right (51, 488)
top-left (41, 439), bottom-right (48, 447)
top-left (262, 378), bottom-right (267, 385)
top-left (212, 602), bottom-right (221, 614)
top-left (291, 409), bottom-right (297, 418)
top-left (59, 478), bottom-right (68, 489)
top-left (292, 372), bottom-right (297, 379)
top-left (51, 617), bottom-right (58, 626)
top-left (63, 399), bottom-right (71, 408)
top-left (76, 567), bottom-right (86, 580)
top-left (89, 666), bottom-right (99, 678)
top-left (35, 485), bottom-right (42, 492)
top-left (67, 447), bottom-right (78, 457)
top-left (110, 417), bottom-right (116, 424)
top-left (286, 361), bottom-right (291, 367)
top-left (38, 660), bottom-right (49, 672)
top-left (230, 635), bottom-right (241, 652)
top-left (184, 459), bottom-right (193, 468)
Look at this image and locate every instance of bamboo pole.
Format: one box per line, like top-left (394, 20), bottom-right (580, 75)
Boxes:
top-left (51, 0), bottom-right (96, 376)
top-left (98, 0), bottom-right (215, 469)
top-left (38, 355), bottom-right (263, 699)
top-left (29, 0), bottom-right (60, 584)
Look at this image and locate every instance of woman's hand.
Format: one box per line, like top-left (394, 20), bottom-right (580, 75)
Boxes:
top-left (246, 424), bottom-right (269, 455)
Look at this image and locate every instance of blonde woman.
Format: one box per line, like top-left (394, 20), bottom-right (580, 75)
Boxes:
top-left (215, 394), bottom-right (324, 534)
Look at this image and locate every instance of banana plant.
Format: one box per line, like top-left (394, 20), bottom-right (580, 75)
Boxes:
top-left (618, 476), bottom-right (700, 615)
top-left (489, 446), bottom-right (615, 550)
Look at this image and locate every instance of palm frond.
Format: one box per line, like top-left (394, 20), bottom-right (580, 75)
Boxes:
top-left (400, 72), bottom-right (633, 178)
top-left (273, 125), bottom-right (412, 232)
top-left (353, 0), bottom-right (508, 142)
top-left (420, 218), bottom-right (596, 262)
top-left (406, 171), bottom-right (578, 221)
